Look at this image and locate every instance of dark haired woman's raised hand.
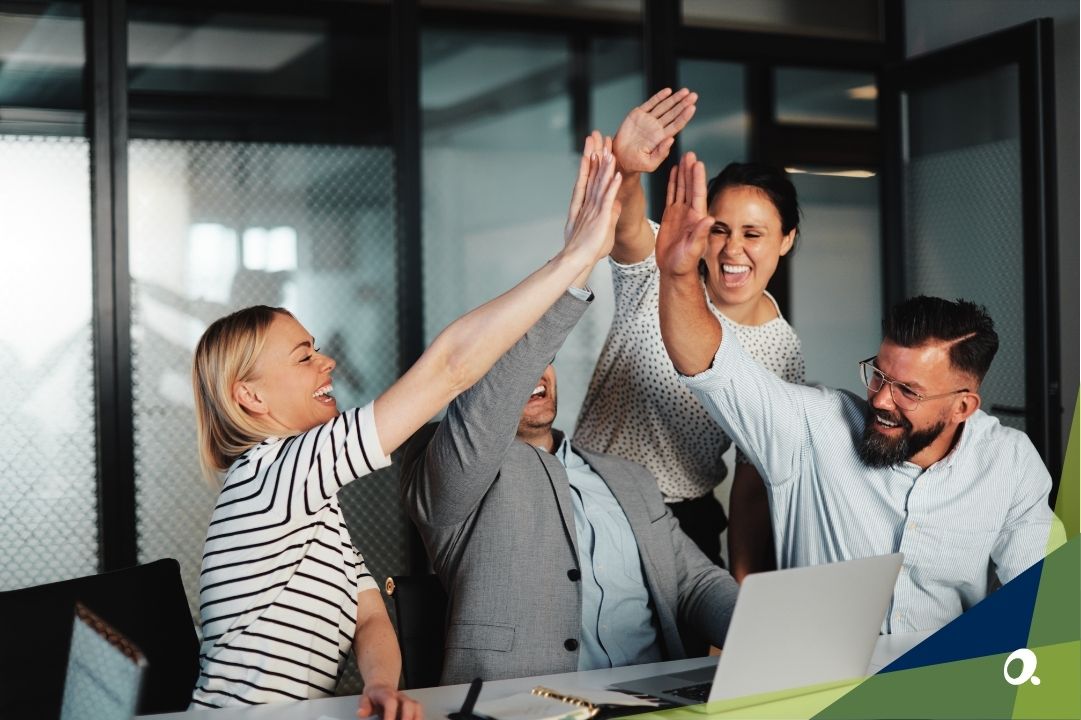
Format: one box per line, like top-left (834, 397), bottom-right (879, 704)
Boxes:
top-left (655, 152), bottom-right (712, 279)
top-left (613, 87), bottom-right (697, 174)
top-left (656, 152), bottom-right (722, 376)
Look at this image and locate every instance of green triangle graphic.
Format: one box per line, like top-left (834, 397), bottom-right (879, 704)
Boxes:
top-left (1012, 641), bottom-right (1081, 719)
top-left (1053, 394), bottom-right (1079, 539)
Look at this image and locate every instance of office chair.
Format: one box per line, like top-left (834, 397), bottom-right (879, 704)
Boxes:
top-left (385, 574), bottom-right (448, 689)
top-left (0, 558), bottom-right (199, 719)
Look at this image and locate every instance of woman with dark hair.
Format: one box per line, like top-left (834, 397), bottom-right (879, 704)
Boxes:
top-left (575, 90), bottom-right (805, 582)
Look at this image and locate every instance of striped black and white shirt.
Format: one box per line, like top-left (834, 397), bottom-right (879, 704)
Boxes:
top-left (191, 402), bottom-right (390, 707)
top-left (684, 326), bottom-right (1057, 634)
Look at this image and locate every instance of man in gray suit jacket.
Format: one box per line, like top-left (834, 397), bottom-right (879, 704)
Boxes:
top-left (400, 289), bottom-right (739, 685)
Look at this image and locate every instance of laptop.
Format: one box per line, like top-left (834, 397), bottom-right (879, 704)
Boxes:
top-left (610, 553), bottom-right (903, 706)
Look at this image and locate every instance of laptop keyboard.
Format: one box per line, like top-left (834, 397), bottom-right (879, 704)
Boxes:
top-left (662, 682), bottom-right (712, 703)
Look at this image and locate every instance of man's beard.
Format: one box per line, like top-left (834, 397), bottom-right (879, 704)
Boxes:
top-left (857, 406), bottom-right (946, 468)
top-left (516, 399), bottom-right (557, 437)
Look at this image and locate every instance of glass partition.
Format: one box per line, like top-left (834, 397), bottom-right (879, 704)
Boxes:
top-left (775, 67), bottom-right (877, 127)
top-left (683, 0), bottom-right (882, 41)
top-left (903, 65), bottom-right (1026, 431)
top-left (421, 28), bottom-right (645, 423)
top-left (678, 59), bottom-right (748, 171)
top-left (0, 3), bottom-right (97, 591)
top-left (787, 169), bottom-right (881, 392)
top-left (126, 9), bottom-right (405, 671)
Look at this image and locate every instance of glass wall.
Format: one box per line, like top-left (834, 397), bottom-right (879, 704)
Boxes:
top-left (683, 0), bottom-right (882, 41)
top-left (677, 59), bottom-right (748, 172)
top-left (124, 4), bottom-right (403, 695)
top-left (788, 171), bottom-right (881, 392)
top-left (772, 65), bottom-right (881, 393)
top-left (904, 66), bottom-right (1026, 431)
top-left (421, 28), bottom-right (643, 424)
top-left (128, 141), bottom-right (402, 619)
top-left (0, 3), bottom-right (98, 591)
top-left (775, 68), bottom-right (877, 127)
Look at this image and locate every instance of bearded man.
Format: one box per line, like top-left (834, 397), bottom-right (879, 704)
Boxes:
top-left (654, 152), bottom-right (1061, 634)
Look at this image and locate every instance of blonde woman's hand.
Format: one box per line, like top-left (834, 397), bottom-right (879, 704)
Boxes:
top-left (358, 684), bottom-right (423, 720)
top-left (563, 135), bottom-right (622, 265)
top-left (564, 132), bottom-right (611, 247)
top-left (655, 151), bottom-right (712, 279)
top-left (613, 87), bottom-right (697, 175)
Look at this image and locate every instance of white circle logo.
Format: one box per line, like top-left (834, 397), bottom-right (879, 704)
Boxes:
top-left (1003, 648), bottom-right (1040, 686)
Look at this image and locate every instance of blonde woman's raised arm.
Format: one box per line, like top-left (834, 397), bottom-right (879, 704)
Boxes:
top-left (373, 144), bottom-right (621, 456)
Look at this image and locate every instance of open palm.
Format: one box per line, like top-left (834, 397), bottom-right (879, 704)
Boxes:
top-left (564, 138), bottom-right (622, 264)
top-left (613, 87), bottom-right (697, 174)
top-left (656, 152), bottom-right (712, 278)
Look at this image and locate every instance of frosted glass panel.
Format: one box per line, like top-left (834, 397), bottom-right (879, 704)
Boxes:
top-left (788, 171), bottom-right (881, 392)
top-left (422, 29), bottom-right (618, 424)
top-left (129, 141), bottom-right (405, 634)
top-left (0, 135), bottom-right (97, 590)
top-left (904, 65), bottom-right (1025, 431)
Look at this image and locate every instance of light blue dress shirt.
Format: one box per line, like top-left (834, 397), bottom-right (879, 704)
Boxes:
top-left (682, 323), bottom-right (1058, 633)
top-left (551, 437), bottom-right (663, 670)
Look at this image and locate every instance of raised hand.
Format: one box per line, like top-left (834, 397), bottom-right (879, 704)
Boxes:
top-left (613, 87), bottom-right (698, 175)
top-left (656, 152), bottom-right (722, 375)
top-left (655, 151), bottom-right (712, 279)
top-left (564, 132), bottom-right (611, 247)
top-left (564, 136), bottom-right (623, 266)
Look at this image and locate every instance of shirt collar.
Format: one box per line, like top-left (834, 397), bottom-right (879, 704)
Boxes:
top-left (551, 431), bottom-right (588, 470)
top-left (903, 419), bottom-right (971, 472)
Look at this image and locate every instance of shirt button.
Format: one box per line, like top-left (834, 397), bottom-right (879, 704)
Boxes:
top-left (564, 638), bottom-right (579, 651)
top-left (567, 568), bottom-right (581, 581)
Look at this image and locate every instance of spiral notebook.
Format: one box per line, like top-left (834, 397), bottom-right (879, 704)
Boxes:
top-left (60, 602), bottom-right (148, 720)
top-left (472, 685), bottom-right (659, 720)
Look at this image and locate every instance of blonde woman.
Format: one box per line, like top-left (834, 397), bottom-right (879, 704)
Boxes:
top-left (189, 142), bottom-right (621, 711)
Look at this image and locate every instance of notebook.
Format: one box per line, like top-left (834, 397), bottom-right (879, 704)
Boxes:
top-left (610, 553), bottom-right (903, 706)
top-left (471, 685), bottom-right (659, 720)
top-left (60, 602), bottom-right (148, 720)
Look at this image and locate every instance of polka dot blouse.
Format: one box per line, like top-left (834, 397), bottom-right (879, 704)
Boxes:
top-left (573, 227), bottom-right (805, 502)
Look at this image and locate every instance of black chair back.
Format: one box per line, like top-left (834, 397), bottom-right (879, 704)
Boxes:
top-left (385, 574), bottom-right (447, 689)
top-left (0, 558), bottom-right (199, 719)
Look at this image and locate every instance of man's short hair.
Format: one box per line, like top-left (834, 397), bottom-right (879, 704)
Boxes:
top-left (883, 296), bottom-right (999, 382)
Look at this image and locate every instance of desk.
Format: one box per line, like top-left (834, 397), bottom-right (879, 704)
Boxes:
top-left (143, 632), bottom-right (932, 720)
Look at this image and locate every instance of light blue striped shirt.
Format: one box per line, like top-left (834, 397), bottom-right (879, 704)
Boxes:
top-left (683, 326), bottom-right (1056, 634)
top-left (554, 438), bottom-right (662, 670)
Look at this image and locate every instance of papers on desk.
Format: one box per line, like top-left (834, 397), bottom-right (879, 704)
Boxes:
top-left (472, 685), bottom-right (658, 720)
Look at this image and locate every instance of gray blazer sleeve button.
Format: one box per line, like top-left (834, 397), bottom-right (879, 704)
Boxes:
top-left (564, 638), bottom-right (579, 651)
top-left (567, 568), bottom-right (581, 581)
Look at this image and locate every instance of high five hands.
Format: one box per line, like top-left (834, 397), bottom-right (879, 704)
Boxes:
top-left (564, 133), bottom-right (623, 270)
top-left (655, 151), bottom-right (713, 279)
top-left (613, 88), bottom-right (698, 174)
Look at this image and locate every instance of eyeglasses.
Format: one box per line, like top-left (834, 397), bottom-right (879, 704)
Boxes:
top-left (858, 356), bottom-right (969, 411)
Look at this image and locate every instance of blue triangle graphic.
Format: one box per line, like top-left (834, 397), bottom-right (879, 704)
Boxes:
top-left (881, 555), bottom-right (1044, 672)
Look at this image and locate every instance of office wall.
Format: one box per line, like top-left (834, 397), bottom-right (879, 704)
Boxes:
top-left (904, 0), bottom-right (1079, 461)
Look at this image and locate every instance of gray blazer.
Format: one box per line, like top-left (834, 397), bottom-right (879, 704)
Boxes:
top-left (400, 292), bottom-right (738, 685)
